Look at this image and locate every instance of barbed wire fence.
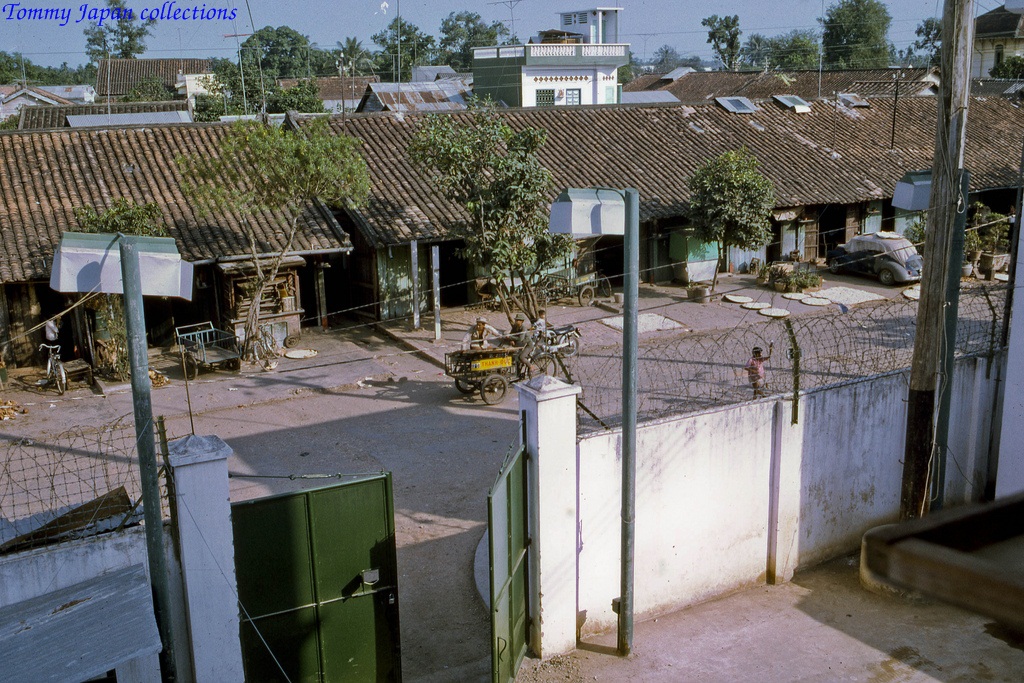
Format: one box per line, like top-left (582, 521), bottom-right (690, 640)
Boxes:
top-left (565, 283), bottom-right (1008, 434)
top-left (0, 414), bottom-right (179, 554)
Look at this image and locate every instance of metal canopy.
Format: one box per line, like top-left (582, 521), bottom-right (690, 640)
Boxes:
top-left (49, 231), bottom-right (193, 299)
top-left (892, 170), bottom-right (932, 211)
top-left (0, 564), bottom-right (161, 682)
top-left (548, 188), bottom-right (626, 236)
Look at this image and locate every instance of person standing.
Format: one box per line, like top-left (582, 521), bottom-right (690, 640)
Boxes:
top-left (745, 343), bottom-right (773, 398)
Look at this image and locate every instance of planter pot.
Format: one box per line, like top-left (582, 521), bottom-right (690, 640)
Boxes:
top-left (979, 252), bottom-right (1008, 273)
top-left (688, 286), bottom-right (711, 304)
top-left (786, 283), bottom-right (800, 293)
top-left (773, 282), bottom-right (787, 292)
top-left (756, 277), bottom-right (769, 286)
top-left (962, 263), bottom-right (974, 278)
top-left (967, 250), bottom-right (982, 263)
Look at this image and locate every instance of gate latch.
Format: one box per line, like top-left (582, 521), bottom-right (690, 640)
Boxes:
top-left (361, 568), bottom-right (380, 586)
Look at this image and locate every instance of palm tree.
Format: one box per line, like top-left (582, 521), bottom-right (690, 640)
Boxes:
top-left (337, 37), bottom-right (373, 75)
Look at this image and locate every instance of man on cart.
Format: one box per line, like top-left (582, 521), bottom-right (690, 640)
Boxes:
top-left (462, 317), bottom-right (502, 350)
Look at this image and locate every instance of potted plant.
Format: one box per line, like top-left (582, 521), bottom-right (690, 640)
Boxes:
top-left (754, 261), bottom-right (770, 285)
top-left (979, 212), bottom-right (1010, 275)
top-left (963, 226), bottom-right (981, 278)
top-left (767, 264), bottom-right (789, 291)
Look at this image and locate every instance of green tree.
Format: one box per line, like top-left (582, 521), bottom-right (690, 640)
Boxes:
top-left (0, 113), bottom-right (19, 130)
top-left (268, 79), bottom-right (326, 113)
top-left (121, 75), bottom-right (175, 102)
top-left (820, 0), bottom-right (892, 69)
top-left (83, 0), bottom-right (156, 63)
top-left (436, 11), bottom-right (509, 71)
top-left (73, 198), bottom-right (165, 379)
top-left (741, 31), bottom-right (820, 70)
top-left (371, 17), bottom-right (437, 81)
top-left (178, 118), bottom-right (370, 354)
top-left (408, 101), bottom-right (572, 321)
top-left (702, 14), bottom-right (742, 71)
top-left (338, 37), bottom-right (374, 75)
top-left (990, 55), bottom-right (1024, 79)
top-left (241, 26), bottom-right (328, 80)
top-left (913, 17), bottom-right (942, 68)
top-left (687, 149), bottom-right (775, 291)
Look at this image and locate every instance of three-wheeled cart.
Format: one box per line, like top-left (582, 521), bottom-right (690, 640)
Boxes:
top-left (445, 346), bottom-right (560, 404)
top-left (175, 322), bottom-right (241, 380)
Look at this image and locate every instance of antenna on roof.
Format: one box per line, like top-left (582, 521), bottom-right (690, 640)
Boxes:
top-left (489, 0), bottom-right (525, 42)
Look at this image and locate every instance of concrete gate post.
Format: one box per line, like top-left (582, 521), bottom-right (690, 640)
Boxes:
top-left (168, 434), bottom-right (245, 682)
top-left (517, 375), bottom-right (582, 659)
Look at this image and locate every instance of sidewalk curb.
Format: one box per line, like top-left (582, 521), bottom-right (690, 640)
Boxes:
top-left (375, 323), bottom-right (447, 371)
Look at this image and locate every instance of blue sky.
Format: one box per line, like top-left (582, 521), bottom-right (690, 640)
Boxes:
top-left (2, 0), bottom-right (992, 68)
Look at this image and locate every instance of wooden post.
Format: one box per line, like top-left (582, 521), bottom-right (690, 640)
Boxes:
top-left (901, 0), bottom-right (975, 520)
top-left (316, 262), bottom-right (328, 330)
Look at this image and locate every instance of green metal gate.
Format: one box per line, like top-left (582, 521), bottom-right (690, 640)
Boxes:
top-left (489, 445), bottom-right (530, 683)
top-left (232, 474), bottom-right (401, 682)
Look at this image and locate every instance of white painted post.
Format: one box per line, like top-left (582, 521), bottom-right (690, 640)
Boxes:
top-left (517, 375), bottom-right (582, 659)
top-left (767, 398), bottom-right (802, 584)
top-left (997, 213), bottom-right (1024, 497)
top-left (168, 435), bottom-right (244, 682)
top-left (411, 239), bottom-right (420, 329)
top-left (431, 244), bottom-right (442, 341)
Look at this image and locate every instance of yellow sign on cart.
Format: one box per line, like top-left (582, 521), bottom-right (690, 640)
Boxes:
top-left (471, 356), bottom-right (513, 372)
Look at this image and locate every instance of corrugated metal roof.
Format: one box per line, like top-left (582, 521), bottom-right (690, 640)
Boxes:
top-left (19, 100), bottom-right (190, 130)
top-left (0, 564), bottom-right (160, 682)
top-left (66, 111), bottom-right (193, 127)
top-left (620, 91), bottom-right (679, 104)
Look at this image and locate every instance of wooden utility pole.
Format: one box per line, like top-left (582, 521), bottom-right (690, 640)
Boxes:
top-left (901, 0), bottom-right (975, 520)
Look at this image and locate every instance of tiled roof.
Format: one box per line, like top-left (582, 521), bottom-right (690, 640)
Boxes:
top-left (623, 68), bottom-right (937, 102)
top-left (971, 78), bottom-right (1024, 97)
top-left (976, 6), bottom-right (1023, 38)
top-left (277, 76), bottom-right (380, 101)
top-left (0, 123), bottom-right (350, 283)
top-left (96, 58), bottom-right (211, 96)
top-left (19, 101), bottom-right (190, 129)
top-left (305, 96), bottom-right (1024, 247)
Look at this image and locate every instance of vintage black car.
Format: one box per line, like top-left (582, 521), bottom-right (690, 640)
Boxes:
top-left (826, 232), bottom-right (923, 285)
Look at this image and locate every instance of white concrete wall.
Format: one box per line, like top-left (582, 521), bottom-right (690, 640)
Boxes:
top-left (576, 401), bottom-right (776, 635)
top-left (521, 66), bottom-right (618, 106)
top-left (572, 357), bottom-right (999, 634)
top-left (972, 38), bottom-right (1024, 78)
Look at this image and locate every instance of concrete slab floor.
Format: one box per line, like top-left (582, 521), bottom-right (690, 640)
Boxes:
top-left (517, 556), bottom-right (1024, 682)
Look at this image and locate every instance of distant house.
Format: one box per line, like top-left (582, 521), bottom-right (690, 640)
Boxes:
top-left (299, 95), bottom-right (1024, 321)
top-left (0, 122), bottom-right (352, 368)
top-left (973, 4), bottom-right (1024, 78)
top-left (410, 66), bottom-right (462, 82)
top-left (0, 85), bottom-right (73, 119)
top-left (623, 67), bottom-right (939, 103)
top-left (35, 84), bottom-right (96, 104)
top-left (96, 58), bottom-right (212, 98)
top-left (472, 6), bottom-right (629, 107)
top-left (355, 81), bottom-right (473, 113)
top-left (278, 75), bottom-right (380, 112)
top-left (19, 101), bottom-right (192, 129)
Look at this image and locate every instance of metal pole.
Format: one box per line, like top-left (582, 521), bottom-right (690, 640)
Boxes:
top-left (932, 170), bottom-right (969, 510)
top-left (618, 188), bottom-right (639, 656)
top-left (431, 244), bottom-right (442, 341)
top-left (119, 235), bottom-right (177, 680)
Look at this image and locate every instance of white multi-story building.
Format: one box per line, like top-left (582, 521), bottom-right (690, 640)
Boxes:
top-left (973, 4), bottom-right (1024, 78)
top-left (472, 7), bottom-right (629, 108)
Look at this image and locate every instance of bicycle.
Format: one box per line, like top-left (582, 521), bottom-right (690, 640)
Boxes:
top-left (39, 343), bottom-right (68, 395)
top-left (251, 324), bottom-right (279, 371)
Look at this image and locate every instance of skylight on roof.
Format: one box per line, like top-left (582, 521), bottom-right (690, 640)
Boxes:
top-left (715, 96), bottom-right (757, 114)
top-left (773, 94), bottom-right (811, 113)
top-left (748, 120), bottom-right (766, 131)
top-left (688, 122), bottom-right (705, 133)
top-left (837, 92), bottom-right (870, 108)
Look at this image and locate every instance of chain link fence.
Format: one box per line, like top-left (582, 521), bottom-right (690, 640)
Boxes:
top-left (565, 283), bottom-right (1007, 434)
top-left (0, 414), bottom-right (175, 554)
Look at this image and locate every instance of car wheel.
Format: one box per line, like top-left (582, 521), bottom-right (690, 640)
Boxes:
top-left (828, 259), bottom-right (841, 275)
top-left (878, 268), bottom-right (896, 286)
top-left (480, 374), bottom-right (509, 405)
